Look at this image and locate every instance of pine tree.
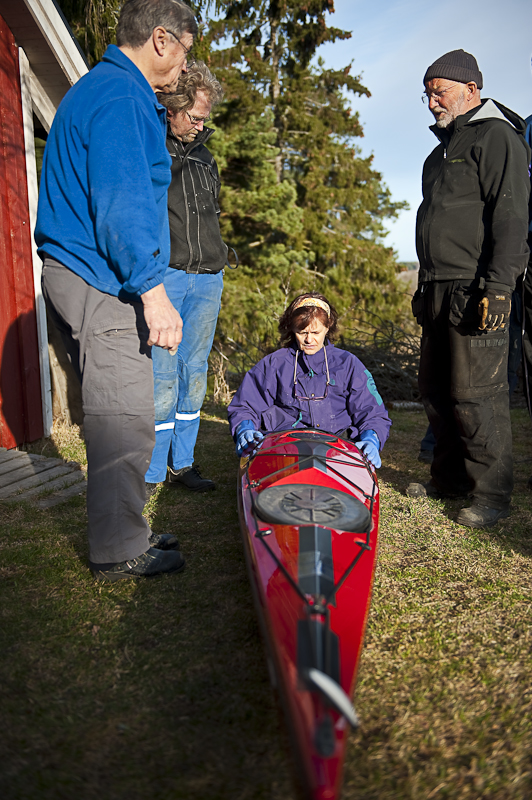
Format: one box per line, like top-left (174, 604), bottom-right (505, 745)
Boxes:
top-left (55, 0), bottom-right (410, 344)
top-left (56, 0), bottom-right (120, 64)
top-left (196, 0), bottom-right (409, 342)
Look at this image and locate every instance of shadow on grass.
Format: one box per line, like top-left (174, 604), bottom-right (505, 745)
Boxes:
top-left (0, 414), bottom-right (294, 800)
top-left (2, 407), bottom-right (531, 800)
top-left (380, 407), bottom-right (532, 558)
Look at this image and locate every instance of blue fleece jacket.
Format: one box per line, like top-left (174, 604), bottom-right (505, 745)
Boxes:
top-left (35, 45), bottom-right (171, 298)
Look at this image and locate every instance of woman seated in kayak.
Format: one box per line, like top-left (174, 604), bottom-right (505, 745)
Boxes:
top-left (227, 293), bottom-right (391, 467)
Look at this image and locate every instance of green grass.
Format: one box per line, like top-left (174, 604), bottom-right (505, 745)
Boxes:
top-left (1, 405), bottom-right (531, 799)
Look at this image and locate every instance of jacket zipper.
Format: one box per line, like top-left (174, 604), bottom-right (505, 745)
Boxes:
top-left (182, 160), bottom-right (194, 270)
top-left (170, 131), bottom-right (214, 273)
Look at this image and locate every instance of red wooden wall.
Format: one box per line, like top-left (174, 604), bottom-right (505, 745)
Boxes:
top-left (0, 11), bottom-right (43, 448)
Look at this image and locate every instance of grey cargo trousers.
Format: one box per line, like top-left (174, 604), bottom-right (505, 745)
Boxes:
top-left (42, 260), bottom-right (155, 564)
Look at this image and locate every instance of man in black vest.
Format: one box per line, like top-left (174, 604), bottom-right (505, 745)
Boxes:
top-left (146, 62), bottom-right (227, 493)
top-left (407, 50), bottom-right (530, 528)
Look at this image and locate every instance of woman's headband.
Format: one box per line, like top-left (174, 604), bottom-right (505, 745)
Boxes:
top-left (292, 297), bottom-right (330, 317)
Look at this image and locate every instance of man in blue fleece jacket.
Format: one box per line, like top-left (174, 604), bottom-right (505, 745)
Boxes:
top-left (35, 0), bottom-right (197, 581)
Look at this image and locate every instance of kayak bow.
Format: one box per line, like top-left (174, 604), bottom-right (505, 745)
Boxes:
top-left (237, 429), bottom-right (380, 800)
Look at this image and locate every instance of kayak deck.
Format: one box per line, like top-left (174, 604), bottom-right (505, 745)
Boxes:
top-left (237, 429), bottom-right (380, 800)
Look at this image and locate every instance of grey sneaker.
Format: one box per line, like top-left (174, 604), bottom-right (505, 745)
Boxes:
top-left (456, 504), bottom-right (510, 529)
top-left (90, 547), bottom-right (185, 582)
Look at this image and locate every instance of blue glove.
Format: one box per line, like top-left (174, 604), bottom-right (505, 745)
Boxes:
top-left (235, 420), bottom-right (264, 457)
top-left (355, 429), bottom-right (381, 468)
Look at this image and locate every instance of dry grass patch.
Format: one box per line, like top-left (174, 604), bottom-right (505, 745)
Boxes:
top-left (0, 405), bottom-right (531, 799)
top-left (343, 408), bottom-right (532, 800)
top-left (22, 418), bottom-right (87, 467)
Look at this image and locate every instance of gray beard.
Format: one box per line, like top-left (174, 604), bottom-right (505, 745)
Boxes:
top-left (433, 109), bottom-right (454, 129)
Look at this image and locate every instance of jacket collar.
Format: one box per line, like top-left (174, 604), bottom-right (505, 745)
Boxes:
top-left (429, 97), bottom-right (527, 145)
top-left (101, 45), bottom-right (159, 109)
top-left (167, 125), bottom-right (215, 154)
top-left (288, 341), bottom-right (333, 372)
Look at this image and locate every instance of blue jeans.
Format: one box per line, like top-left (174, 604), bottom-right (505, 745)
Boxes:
top-left (146, 269), bottom-right (223, 483)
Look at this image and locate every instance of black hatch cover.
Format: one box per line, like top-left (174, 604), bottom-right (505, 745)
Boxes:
top-left (254, 483), bottom-right (370, 532)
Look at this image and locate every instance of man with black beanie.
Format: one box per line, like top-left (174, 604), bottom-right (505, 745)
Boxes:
top-left (407, 49), bottom-right (530, 528)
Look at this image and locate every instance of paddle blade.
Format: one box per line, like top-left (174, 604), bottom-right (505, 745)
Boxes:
top-left (306, 668), bottom-right (359, 728)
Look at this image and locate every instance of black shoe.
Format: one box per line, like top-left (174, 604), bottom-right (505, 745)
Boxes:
top-left (145, 482), bottom-right (159, 502)
top-left (149, 532), bottom-right (179, 551)
top-left (417, 449), bottom-right (434, 464)
top-left (406, 482), bottom-right (468, 499)
top-left (456, 504), bottom-right (510, 529)
top-left (167, 465), bottom-right (215, 492)
top-left (90, 547), bottom-right (186, 582)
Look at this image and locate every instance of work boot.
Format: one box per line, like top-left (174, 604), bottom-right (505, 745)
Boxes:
top-left (90, 548), bottom-right (186, 582)
top-left (149, 532), bottom-right (179, 551)
top-left (406, 481), bottom-right (468, 499)
top-left (167, 465), bottom-right (215, 492)
top-left (145, 482), bottom-right (159, 502)
top-left (417, 449), bottom-right (434, 464)
top-left (456, 504), bottom-right (510, 529)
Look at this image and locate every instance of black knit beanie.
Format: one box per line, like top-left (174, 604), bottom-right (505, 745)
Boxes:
top-left (423, 49), bottom-right (483, 89)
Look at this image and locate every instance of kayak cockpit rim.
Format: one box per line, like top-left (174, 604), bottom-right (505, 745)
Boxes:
top-left (244, 439), bottom-right (378, 613)
top-left (246, 450), bottom-right (376, 502)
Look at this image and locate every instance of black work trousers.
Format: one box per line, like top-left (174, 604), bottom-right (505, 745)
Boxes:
top-left (418, 281), bottom-right (513, 510)
top-left (522, 258), bottom-right (532, 406)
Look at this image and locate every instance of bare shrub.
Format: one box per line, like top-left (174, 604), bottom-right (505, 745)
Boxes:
top-left (212, 316), bottom-right (421, 404)
top-left (340, 314), bottom-right (421, 402)
top-left (211, 348), bottom-right (235, 405)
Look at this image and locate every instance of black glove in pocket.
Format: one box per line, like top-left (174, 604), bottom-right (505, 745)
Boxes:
top-left (449, 285), bottom-right (479, 327)
top-left (411, 286), bottom-right (426, 325)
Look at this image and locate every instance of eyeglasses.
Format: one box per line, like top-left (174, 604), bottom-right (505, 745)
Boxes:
top-left (293, 348), bottom-right (331, 401)
top-left (421, 82), bottom-right (459, 104)
top-left (185, 109), bottom-right (211, 126)
top-left (165, 29), bottom-right (196, 66)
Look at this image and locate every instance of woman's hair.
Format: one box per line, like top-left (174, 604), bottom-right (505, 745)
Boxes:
top-left (278, 293), bottom-right (339, 347)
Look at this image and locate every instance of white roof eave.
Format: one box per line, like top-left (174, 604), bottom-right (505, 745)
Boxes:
top-left (0, 0), bottom-right (89, 111)
top-left (22, 0), bottom-right (88, 84)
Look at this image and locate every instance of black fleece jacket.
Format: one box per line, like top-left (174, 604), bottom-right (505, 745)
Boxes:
top-left (416, 98), bottom-right (531, 292)
top-left (166, 126), bottom-right (227, 274)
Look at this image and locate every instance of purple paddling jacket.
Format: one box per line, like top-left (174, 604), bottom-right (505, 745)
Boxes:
top-left (227, 343), bottom-right (391, 448)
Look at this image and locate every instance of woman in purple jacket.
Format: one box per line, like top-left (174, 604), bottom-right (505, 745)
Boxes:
top-left (227, 293), bottom-right (391, 467)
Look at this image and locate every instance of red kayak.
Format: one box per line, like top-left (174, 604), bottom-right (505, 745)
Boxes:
top-left (237, 428), bottom-right (380, 800)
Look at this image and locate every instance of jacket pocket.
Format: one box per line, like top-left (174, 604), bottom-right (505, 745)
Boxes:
top-left (429, 202), bottom-right (484, 273)
top-left (261, 405), bottom-right (300, 431)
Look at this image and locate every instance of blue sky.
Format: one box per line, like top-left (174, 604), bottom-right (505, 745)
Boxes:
top-left (318, 0), bottom-right (532, 261)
